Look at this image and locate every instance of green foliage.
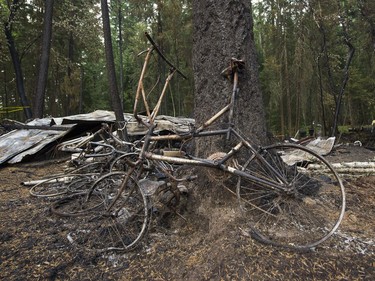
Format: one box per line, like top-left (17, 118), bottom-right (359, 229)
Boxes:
top-left (2, 0), bottom-right (373, 130)
top-left (1, 0), bottom-right (193, 120)
top-left (338, 125), bottom-right (350, 133)
top-left (0, 0), bottom-right (10, 24)
top-left (253, 0), bottom-right (375, 137)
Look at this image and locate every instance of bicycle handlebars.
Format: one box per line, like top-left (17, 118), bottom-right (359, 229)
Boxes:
top-left (144, 32), bottom-right (187, 80)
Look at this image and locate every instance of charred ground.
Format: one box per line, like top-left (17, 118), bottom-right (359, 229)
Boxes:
top-left (0, 145), bottom-right (374, 280)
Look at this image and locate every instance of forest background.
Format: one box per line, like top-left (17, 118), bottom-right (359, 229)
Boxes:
top-left (1, 0), bottom-right (374, 138)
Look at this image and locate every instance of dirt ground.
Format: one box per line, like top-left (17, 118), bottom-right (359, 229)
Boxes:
top-left (1, 145), bottom-right (375, 280)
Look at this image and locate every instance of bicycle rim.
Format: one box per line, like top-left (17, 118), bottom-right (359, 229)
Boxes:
top-left (67, 161), bottom-right (109, 175)
top-left (30, 175), bottom-right (72, 197)
top-left (110, 153), bottom-right (150, 179)
top-left (66, 172), bottom-right (150, 252)
top-left (236, 143), bottom-right (345, 250)
top-left (66, 174), bottom-right (100, 193)
top-left (50, 191), bottom-right (105, 216)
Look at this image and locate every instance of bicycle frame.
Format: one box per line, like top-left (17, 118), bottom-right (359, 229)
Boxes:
top-left (60, 33), bottom-right (345, 252)
top-left (129, 33), bottom-right (290, 193)
top-left (142, 127), bottom-right (288, 192)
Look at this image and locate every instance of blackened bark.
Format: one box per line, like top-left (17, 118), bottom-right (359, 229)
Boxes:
top-left (331, 21), bottom-right (355, 137)
top-left (3, 0), bottom-right (32, 120)
top-left (117, 0), bottom-right (124, 106)
top-left (33, 0), bottom-right (54, 118)
top-left (68, 31), bottom-right (74, 78)
top-left (101, 0), bottom-right (125, 126)
top-left (192, 0), bottom-right (267, 157)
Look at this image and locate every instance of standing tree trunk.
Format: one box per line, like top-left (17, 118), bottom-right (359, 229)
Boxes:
top-left (101, 0), bottom-right (126, 138)
top-left (117, 0), bottom-right (124, 107)
top-left (33, 0), bottom-right (54, 118)
top-left (2, 67), bottom-right (8, 118)
top-left (283, 35), bottom-right (293, 137)
top-left (3, 0), bottom-right (32, 120)
top-left (317, 55), bottom-right (327, 136)
top-left (192, 0), bottom-right (267, 157)
top-left (331, 2), bottom-right (355, 136)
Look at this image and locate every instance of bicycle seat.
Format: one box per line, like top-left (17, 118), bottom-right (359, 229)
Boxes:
top-left (221, 58), bottom-right (245, 82)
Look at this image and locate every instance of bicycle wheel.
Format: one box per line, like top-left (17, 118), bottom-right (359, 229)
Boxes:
top-left (66, 174), bottom-right (100, 193)
top-left (30, 175), bottom-right (73, 197)
top-left (236, 143), bottom-right (345, 250)
top-left (110, 153), bottom-right (150, 178)
top-left (67, 161), bottom-right (108, 174)
top-left (51, 172), bottom-right (127, 216)
top-left (30, 174), bottom-right (99, 198)
top-left (60, 172), bottom-right (150, 252)
top-left (50, 190), bottom-right (105, 216)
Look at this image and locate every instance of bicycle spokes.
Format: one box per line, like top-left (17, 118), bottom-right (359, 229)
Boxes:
top-left (237, 143), bottom-right (345, 250)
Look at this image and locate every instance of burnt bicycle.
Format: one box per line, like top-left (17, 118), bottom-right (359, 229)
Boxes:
top-left (51, 32), bottom-right (345, 252)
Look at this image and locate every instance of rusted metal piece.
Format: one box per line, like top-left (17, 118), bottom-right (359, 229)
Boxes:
top-left (133, 47), bottom-right (154, 126)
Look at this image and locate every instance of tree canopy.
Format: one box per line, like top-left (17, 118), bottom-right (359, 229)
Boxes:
top-left (1, 0), bottom-right (374, 138)
top-left (253, 0), bottom-right (375, 137)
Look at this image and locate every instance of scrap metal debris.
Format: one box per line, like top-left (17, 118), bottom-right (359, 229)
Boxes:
top-left (281, 137), bottom-right (336, 165)
top-left (0, 110), bottom-right (194, 165)
top-left (0, 119), bottom-right (74, 164)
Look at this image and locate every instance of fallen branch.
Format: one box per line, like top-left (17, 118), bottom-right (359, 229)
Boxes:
top-left (308, 161), bottom-right (375, 175)
top-left (309, 162), bottom-right (375, 169)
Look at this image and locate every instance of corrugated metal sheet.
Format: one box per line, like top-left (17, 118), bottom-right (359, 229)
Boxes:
top-left (0, 119), bottom-right (74, 164)
top-left (0, 110), bottom-right (195, 165)
top-left (57, 110), bottom-right (194, 136)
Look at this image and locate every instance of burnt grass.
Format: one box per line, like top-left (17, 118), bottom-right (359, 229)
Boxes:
top-left (1, 146), bottom-right (374, 280)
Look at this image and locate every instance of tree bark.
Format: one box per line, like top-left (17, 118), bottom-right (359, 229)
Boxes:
top-left (101, 0), bottom-right (125, 129)
top-left (117, 0), bottom-right (124, 106)
top-left (3, 0), bottom-right (33, 120)
top-left (331, 36), bottom-right (355, 136)
top-left (331, 2), bottom-right (356, 137)
top-left (33, 0), bottom-right (54, 118)
top-left (192, 0), bottom-right (267, 157)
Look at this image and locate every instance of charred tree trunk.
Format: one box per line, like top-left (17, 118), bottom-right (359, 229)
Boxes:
top-left (33, 0), bottom-right (54, 118)
top-left (331, 21), bottom-right (355, 136)
top-left (317, 55), bottom-right (327, 136)
top-left (3, 0), bottom-right (32, 120)
top-left (192, 0), bottom-right (267, 157)
top-left (117, 0), bottom-right (124, 107)
top-left (101, 0), bottom-right (126, 139)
